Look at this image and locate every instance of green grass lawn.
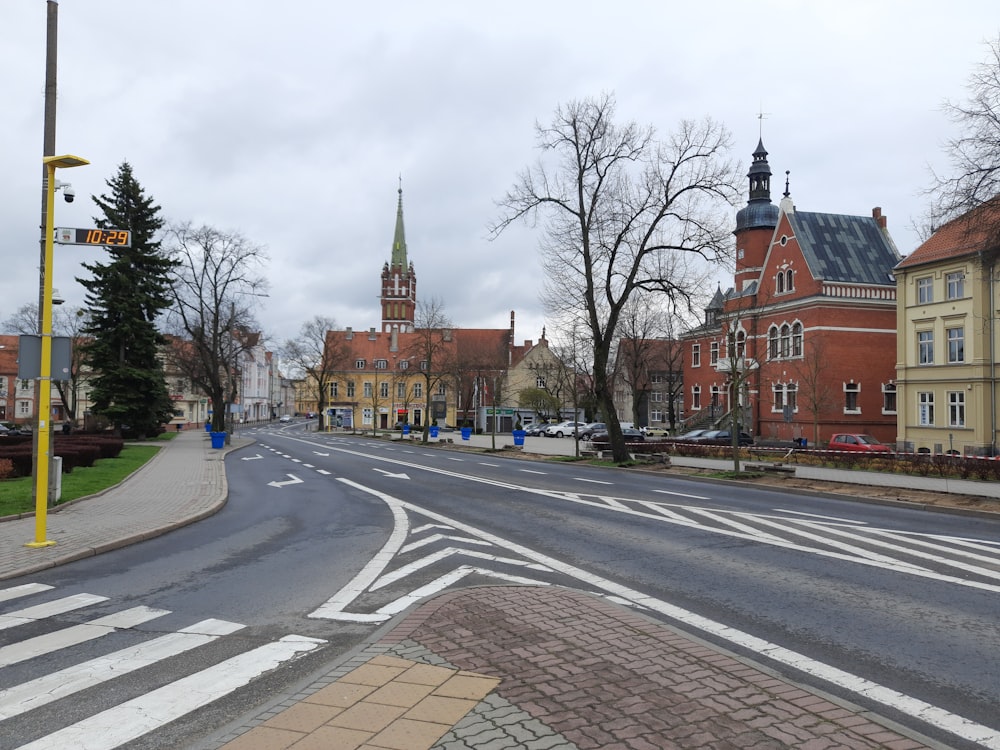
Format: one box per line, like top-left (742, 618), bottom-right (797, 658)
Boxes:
top-left (0, 444), bottom-right (161, 518)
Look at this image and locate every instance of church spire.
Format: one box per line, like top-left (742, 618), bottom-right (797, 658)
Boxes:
top-left (391, 180), bottom-right (407, 268)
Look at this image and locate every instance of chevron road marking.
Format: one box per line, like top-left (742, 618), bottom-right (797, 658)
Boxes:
top-left (337, 479), bottom-right (1000, 750)
top-left (13, 634), bottom-right (325, 750)
top-left (0, 619), bottom-right (244, 721)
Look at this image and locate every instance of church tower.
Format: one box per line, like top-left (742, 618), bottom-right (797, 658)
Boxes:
top-left (733, 138), bottom-right (779, 292)
top-left (380, 185), bottom-right (417, 333)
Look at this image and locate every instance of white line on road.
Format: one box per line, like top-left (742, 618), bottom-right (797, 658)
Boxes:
top-left (0, 606), bottom-right (168, 667)
top-left (0, 584), bottom-right (53, 604)
top-left (0, 619), bottom-right (244, 720)
top-left (0, 594), bottom-right (108, 631)
top-left (12, 634), bottom-right (325, 750)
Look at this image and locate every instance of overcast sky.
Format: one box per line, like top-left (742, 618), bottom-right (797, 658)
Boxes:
top-left (1, 1), bottom-right (997, 355)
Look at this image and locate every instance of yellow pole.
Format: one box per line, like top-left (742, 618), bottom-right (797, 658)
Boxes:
top-left (27, 154), bottom-right (88, 549)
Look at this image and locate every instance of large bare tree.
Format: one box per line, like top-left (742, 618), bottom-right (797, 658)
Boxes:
top-left (924, 33), bottom-right (1000, 253)
top-left (492, 93), bottom-right (740, 461)
top-left (163, 223), bottom-right (268, 434)
top-left (282, 315), bottom-right (344, 431)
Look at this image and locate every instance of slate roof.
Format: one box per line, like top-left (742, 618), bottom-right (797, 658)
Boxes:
top-left (788, 211), bottom-right (900, 286)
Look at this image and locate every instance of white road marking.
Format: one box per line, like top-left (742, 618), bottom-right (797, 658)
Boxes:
top-left (371, 548), bottom-right (551, 591)
top-left (0, 594), bottom-right (108, 631)
top-left (652, 488), bottom-right (710, 499)
top-left (342, 480), bottom-right (1000, 750)
top-left (575, 477), bottom-right (612, 485)
top-left (0, 584), bottom-right (53, 604)
top-left (0, 619), bottom-right (243, 720)
top-left (267, 474), bottom-right (303, 488)
top-left (0, 606), bottom-right (168, 667)
top-left (13, 634), bottom-right (325, 750)
top-left (520, 469), bottom-right (546, 475)
top-left (401, 534), bottom-right (492, 553)
top-left (774, 509), bottom-right (867, 524)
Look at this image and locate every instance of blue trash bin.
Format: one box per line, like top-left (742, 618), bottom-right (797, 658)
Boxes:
top-left (402, 424), bottom-right (410, 436)
top-left (461, 427), bottom-right (472, 441)
top-left (429, 425), bottom-right (439, 438)
top-left (512, 429), bottom-right (526, 446)
top-left (210, 431), bottom-right (226, 449)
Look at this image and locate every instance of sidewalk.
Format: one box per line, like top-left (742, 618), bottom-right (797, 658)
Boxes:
top-left (2, 430), bottom-right (945, 749)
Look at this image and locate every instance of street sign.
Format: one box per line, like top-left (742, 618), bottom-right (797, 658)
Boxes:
top-left (55, 227), bottom-right (131, 247)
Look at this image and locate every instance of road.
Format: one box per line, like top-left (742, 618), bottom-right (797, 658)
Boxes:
top-left (1, 421), bottom-right (998, 748)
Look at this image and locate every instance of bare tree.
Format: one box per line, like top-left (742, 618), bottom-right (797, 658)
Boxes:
top-left (925, 34), bottom-right (1000, 250)
top-left (790, 331), bottom-right (836, 447)
top-left (4, 303), bottom-right (91, 425)
top-left (492, 93), bottom-right (739, 462)
top-left (614, 293), bottom-right (667, 426)
top-left (282, 316), bottom-right (344, 431)
top-left (405, 297), bottom-right (454, 443)
top-left (163, 223), bottom-right (268, 434)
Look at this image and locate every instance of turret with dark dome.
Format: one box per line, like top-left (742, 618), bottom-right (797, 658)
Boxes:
top-left (735, 138), bottom-right (779, 232)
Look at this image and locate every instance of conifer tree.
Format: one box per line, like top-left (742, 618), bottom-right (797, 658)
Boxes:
top-left (76, 162), bottom-right (177, 437)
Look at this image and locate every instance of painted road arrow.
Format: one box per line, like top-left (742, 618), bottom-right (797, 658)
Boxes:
top-left (268, 474), bottom-right (303, 488)
top-left (373, 468), bottom-right (410, 480)
top-left (241, 454), bottom-right (263, 461)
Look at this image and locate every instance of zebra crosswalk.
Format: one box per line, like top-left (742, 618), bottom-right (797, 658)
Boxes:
top-left (0, 584), bottom-right (325, 749)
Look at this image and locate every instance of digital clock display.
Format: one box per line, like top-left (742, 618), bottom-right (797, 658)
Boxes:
top-left (56, 227), bottom-right (132, 247)
top-left (74, 228), bottom-right (131, 246)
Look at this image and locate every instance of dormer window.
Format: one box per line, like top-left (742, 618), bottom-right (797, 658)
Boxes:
top-left (374, 359), bottom-right (388, 369)
top-left (775, 268), bottom-right (794, 294)
top-left (355, 359), bottom-right (366, 369)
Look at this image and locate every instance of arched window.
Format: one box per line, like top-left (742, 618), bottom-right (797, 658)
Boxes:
top-left (776, 272), bottom-right (785, 293)
top-left (785, 269), bottom-right (794, 291)
top-left (768, 326), bottom-right (779, 359)
top-left (780, 324), bottom-right (791, 358)
top-left (792, 322), bottom-right (803, 357)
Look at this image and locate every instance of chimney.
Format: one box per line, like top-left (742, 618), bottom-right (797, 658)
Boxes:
top-left (345, 327), bottom-right (353, 340)
top-left (872, 206), bottom-right (887, 229)
top-left (523, 340), bottom-right (533, 348)
top-left (390, 328), bottom-right (398, 352)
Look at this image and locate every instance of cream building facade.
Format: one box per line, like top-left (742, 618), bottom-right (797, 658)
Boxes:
top-left (894, 205), bottom-right (1000, 455)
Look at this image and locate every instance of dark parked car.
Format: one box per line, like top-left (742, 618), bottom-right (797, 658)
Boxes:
top-left (579, 422), bottom-right (606, 439)
top-left (523, 423), bottom-right (547, 437)
top-left (669, 428), bottom-right (709, 442)
top-left (589, 428), bottom-right (645, 445)
top-left (696, 429), bottom-right (753, 446)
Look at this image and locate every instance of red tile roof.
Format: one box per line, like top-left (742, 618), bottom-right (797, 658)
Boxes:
top-left (896, 201), bottom-right (1000, 269)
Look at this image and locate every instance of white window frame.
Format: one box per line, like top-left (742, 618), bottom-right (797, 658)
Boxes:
top-left (918, 330), bottom-right (934, 365)
top-left (948, 391), bottom-right (965, 427)
top-left (917, 276), bottom-right (933, 304)
top-left (918, 391), bottom-right (934, 426)
top-left (881, 382), bottom-right (897, 415)
top-left (691, 344), bottom-right (701, 368)
top-left (946, 271), bottom-right (965, 300)
top-left (946, 326), bottom-right (965, 363)
top-left (709, 341), bottom-right (719, 366)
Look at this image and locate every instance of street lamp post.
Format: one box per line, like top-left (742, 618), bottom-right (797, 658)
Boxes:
top-left (27, 153), bottom-right (89, 548)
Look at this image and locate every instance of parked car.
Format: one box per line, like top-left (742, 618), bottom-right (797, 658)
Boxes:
top-left (695, 429), bottom-right (753, 446)
top-left (642, 425), bottom-right (670, 437)
top-left (523, 423), bottom-right (547, 437)
top-left (579, 422), bottom-right (606, 439)
top-left (669, 428), bottom-right (708, 442)
top-left (544, 421), bottom-right (586, 438)
top-left (279, 415), bottom-right (291, 423)
top-left (828, 433), bottom-right (892, 452)
top-left (589, 428), bottom-right (646, 444)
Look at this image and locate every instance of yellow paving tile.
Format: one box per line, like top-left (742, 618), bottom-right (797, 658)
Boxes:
top-left (405, 695), bottom-right (480, 724)
top-left (396, 663), bottom-right (455, 686)
top-left (340, 663), bottom-right (409, 686)
top-left (329, 701), bottom-right (408, 732)
top-left (367, 717), bottom-right (453, 750)
top-left (263, 702), bottom-right (344, 732)
top-left (366, 680), bottom-right (437, 707)
top-left (369, 655), bottom-right (417, 669)
top-left (303, 681), bottom-right (378, 707)
top-left (434, 673), bottom-right (500, 700)
top-left (217, 725), bottom-right (304, 750)
top-left (287, 725), bottom-right (372, 750)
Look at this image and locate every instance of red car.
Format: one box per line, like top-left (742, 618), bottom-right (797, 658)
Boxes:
top-left (828, 433), bottom-right (892, 452)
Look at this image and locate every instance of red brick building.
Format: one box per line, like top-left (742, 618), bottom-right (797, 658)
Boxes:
top-left (682, 139), bottom-right (901, 446)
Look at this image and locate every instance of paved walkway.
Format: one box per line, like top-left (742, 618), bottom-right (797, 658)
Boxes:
top-left (1, 429), bottom-right (949, 749)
